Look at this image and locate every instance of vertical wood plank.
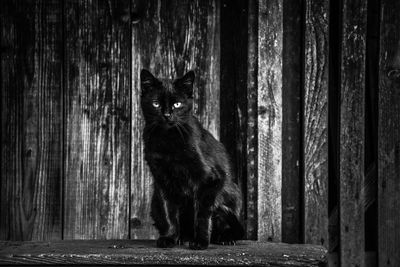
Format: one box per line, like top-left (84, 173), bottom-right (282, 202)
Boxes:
top-left (327, 0), bottom-right (341, 254)
top-left (64, 0), bottom-right (130, 239)
top-left (257, 0), bottom-right (283, 242)
top-left (364, 0), bottom-right (380, 255)
top-left (246, 0), bottom-right (258, 240)
top-left (303, 0), bottom-right (329, 247)
top-left (220, 0), bottom-right (248, 232)
top-left (131, 0), bottom-right (220, 239)
top-left (0, 0), bottom-right (62, 240)
top-left (281, 0), bottom-right (303, 244)
top-left (339, 0), bottom-right (367, 265)
top-left (378, 0), bottom-right (400, 265)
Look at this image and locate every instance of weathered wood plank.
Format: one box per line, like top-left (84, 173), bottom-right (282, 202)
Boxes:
top-left (64, 0), bottom-right (130, 239)
top-left (220, 0), bottom-right (248, 232)
top-left (364, 0), bottom-right (380, 254)
top-left (257, 0), bottom-right (283, 242)
top-left (303, 0), bottom-right (329, 247)
top-left (339, 0), bottom-right (367, 265)
top-left (327, 0), bottom-right (341, 254)
top-left (281, 0), bottom-right (302, 244)
top-left (378, 0), bottom-right (400, 265)
top-left (0, 0), bottom-right (62, 241)
top-left (131, 0), bottom-right (220, 239)
top-left (246, 0), bottom-right (258, 240)
top-left (0, 240), bottom-right (327, 266)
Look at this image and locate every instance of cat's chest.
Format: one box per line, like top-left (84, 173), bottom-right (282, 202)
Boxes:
top-left (147, 146), bottom-right (195, 166)
top-left (146, 150), bottom-right (198, 196)
top-left (146, 137), bottom-right (194, 159)
top-left (145, 142), bottom-right (200, 178)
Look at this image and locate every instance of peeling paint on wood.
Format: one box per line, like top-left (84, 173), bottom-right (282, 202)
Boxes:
top-left (131, 0), bottom-right (220, 239)
top-left (339, 0), bottom-right (367, 265)
top-left (0, 0), bottom-right (62, 241)
top-left (257, 0), bottom-right (283, 242)
top-left (63, 0), bottom-right (130, 239)
top-left (378, 0), bottom-right (400, 265)
top-left (303, 0), bottom-right (329, 248)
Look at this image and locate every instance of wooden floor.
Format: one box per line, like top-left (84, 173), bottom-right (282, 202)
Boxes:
top-left (0, 240), bottom-right (327, 266)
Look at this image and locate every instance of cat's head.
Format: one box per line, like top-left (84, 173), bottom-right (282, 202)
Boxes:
top-left (140, 69), bottom-right (195, 128)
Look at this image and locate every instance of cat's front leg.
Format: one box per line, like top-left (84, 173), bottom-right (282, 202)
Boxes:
top-left (189, 204), bottom-right (212, 250)
top-left (156, 201), bottom-right (180, 248)
top-left (151, 188), bottom-right (180, 248)
top-left (190, 178), bottom-right (223, 250)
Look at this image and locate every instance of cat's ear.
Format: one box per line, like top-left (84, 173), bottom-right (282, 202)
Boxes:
top-left (140, 69), bottom-right (156, 93)
top-left (175, 70), bottom-right (195, 98)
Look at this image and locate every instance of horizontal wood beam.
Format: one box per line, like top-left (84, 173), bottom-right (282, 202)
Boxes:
top-left (0, 240), bottom-right (327, 266)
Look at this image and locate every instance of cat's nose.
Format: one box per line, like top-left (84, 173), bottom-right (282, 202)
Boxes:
top-left (164, 113), bottom-right (171, 120)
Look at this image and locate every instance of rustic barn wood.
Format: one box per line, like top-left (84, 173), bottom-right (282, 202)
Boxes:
top-left (246, 0), bottom-right (258, 240)
top-left (257, 0), bottom-right (283, 242)
top-left (327, 0), bottom-right (341, 255)
top-left (63, 0), bottom-right (130, 239)
top-left (220, 0), bottom-right (248, 234)
top-left (281, 0), bottom-right (303, 244)
top-left (0, 0), bottom-right (62, 241)
top-left (363, 0), bottom-right (380, 258)
top-left (339, 0), bottom-right (367, 266)
top-left (2, 2), bottom-right (400, 267)
top-left (131, 0), bottom-right (220, 239)
top-left (0, 240), bottom-right (327, 266)
top-left (378, 0), bottom-right (400, 265)
top-left (303, 0), bottom-right (329, 248)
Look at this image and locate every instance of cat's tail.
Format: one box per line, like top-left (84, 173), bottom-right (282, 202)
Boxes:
top-left (211, 208), bottom-right (245, 244)
top-left (225, 211), bottom-right (245, 240)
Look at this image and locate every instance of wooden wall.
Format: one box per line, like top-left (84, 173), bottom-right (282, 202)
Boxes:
top-left (1, 0), bottom-right (400, 266)
top-left (1, 0), bottom-right (63, 241)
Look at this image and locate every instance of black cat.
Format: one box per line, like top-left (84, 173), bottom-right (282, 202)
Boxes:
top-left (140, 69), bottom-right (244, 250)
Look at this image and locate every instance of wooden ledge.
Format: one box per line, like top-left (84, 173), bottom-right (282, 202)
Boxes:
top-left (0, 240), bottom-right (327, 266)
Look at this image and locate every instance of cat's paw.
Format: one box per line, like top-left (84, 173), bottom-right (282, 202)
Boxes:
top-left (210, 229), bottom-right (238, 246)
top-left (216, 240), bottom-right (236, 246)
top-left (177, 238), bottom-right (186, 246)
top-left (156, 236), bottom-right (176, 248)
top-left (189, 239), bottom-right (209, 250)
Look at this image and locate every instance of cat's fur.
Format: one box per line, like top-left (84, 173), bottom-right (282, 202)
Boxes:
top-left (140, 69), bottom-right (244, 250)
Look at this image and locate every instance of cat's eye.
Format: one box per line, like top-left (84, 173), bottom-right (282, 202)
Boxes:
top-left (173, 102), bottom-right (182, 108)
top-left (152, 101), bottom-right (160, 108)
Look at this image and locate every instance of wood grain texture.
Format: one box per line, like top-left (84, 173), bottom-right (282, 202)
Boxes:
top-left (281, 0), bottom-right (302, 244)
top-left (339, 0), bottom-right (367, 265)
top-left (131, 0), bottom-right (220, 239)
top-left (63, 0), bottom-right (130, 239)
top-left (257, 0), bottom-right (282, 242)
top-left (0, 240), bottom-right (328, 266)
top-left (327, 0), bottom-right (341, 253)
top-left (246, 0), bottom-right (258, 240)
top-left (303, 0), bottom-right (329, 247)
top-left (378, 0), bottom-right (400, 265)
top-left (0, 0), bottom-right (62, 241)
